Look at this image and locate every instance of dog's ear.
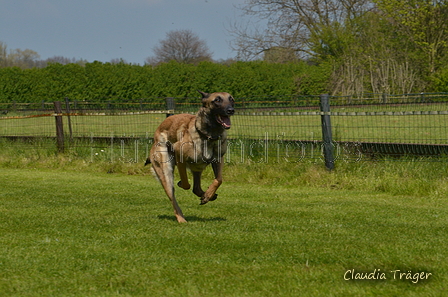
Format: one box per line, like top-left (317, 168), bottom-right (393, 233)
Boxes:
top-left (198, 90), bottom-right (210, 107)
top-left (198, 90), bottom-right (210, 98)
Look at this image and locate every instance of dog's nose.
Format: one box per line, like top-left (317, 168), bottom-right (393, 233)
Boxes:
top-left (226, 107), bottom-right (235, 115)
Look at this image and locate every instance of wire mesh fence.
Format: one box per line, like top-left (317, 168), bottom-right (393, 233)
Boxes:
top-left (1, 93), bottom-right (447, 164)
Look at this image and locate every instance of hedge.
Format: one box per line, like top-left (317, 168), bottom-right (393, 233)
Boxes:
top-left (0, 61), bottom-right (330, 103)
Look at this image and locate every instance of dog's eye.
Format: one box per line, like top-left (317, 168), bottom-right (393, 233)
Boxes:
top-left (229, 96), bottom-right (234, 102)
top-left (214, 96), bottom-right (222, 103)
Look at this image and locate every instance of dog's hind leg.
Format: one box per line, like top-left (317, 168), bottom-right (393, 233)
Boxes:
top-left (150, 146), bottom-right (187, 223)
top-left (154, 163), bottom-right (187, 223)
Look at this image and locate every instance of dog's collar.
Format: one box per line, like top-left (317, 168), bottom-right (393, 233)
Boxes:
top-left (196, 127), bottom-right (221, 141)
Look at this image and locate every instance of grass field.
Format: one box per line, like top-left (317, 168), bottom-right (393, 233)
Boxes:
top-left (1, 155), bottom-right (448, 296)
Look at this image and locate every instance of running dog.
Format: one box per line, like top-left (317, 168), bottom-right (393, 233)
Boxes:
top-left (146, 91), bottom-right (235, 223)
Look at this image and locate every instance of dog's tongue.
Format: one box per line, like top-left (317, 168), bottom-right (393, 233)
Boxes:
top-left (217, 115), bottom-right (231, 129)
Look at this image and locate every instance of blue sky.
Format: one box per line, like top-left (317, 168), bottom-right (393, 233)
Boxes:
top-left (0, 0), bottom-right (248, 64)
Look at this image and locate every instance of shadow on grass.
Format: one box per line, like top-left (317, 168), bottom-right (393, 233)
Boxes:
top-left (157, 215), bottom-right (227, 222)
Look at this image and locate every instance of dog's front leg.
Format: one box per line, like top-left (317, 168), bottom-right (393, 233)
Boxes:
top-left (176, 160), bottom-right (191, 190)
top-left (200, 162), bottom-right (223, 205)
top-left (174, 141), bottom-right (191, 191)
top-left (192, 171), bottom-right (205, 198)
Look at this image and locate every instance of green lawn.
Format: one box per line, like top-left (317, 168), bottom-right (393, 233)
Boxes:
top-left (1, 166), bottom-right (447, 296)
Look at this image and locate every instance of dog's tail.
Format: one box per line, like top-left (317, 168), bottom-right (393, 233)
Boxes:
top-left (144, 157), bottom-right (151, 166)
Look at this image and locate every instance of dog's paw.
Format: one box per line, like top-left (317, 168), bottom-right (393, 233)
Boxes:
top-left (177, 181), bottom-right (191, 190)
top-left (200, 194), bottom-right (218, 205)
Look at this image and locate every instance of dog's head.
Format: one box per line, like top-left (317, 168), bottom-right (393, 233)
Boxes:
top-left (198, 91), bottom-right (235, 130)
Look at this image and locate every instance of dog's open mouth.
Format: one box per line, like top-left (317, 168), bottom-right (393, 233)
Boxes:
top-left (216, 114), bottom-right (231, 129)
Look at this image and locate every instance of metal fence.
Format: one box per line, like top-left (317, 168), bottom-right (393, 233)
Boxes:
top-left (1, 93), bottom-right (447, 165)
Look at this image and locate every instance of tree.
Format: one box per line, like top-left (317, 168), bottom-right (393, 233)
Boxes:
top-left (7, 48), bottom-right (40, 69)
top-left (146, 29), bottom-right (213, 65)
top-left (110, 58), bottom-right (129, 65)
top-left (263, 46), bottom-right (297, 63)
top-left (231, 0), bottom-right (445, 94)
top-left (46, 56), bottom-right (80, 65)
top-left (0, 41), bottom-right (8, 67)
top-left (230, 0), bottom-right (373, 61)
top-left (33, 56), bottom-right (88, 68)
top-left (373, 0), bottom-right (448, 74)
top-left (0, 41), bottom-right (42, 69)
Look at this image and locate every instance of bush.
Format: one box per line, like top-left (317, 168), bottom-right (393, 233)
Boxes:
top-left (0, 61), bottom-right (330, 103)
top-left (431, 66), bottom-right (448, 92)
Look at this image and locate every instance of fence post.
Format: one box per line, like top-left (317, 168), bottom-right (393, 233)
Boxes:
top-left (64, 97), bottom-right (73, 141)
top-left (320, 94), bottom-right (334, 171)
top-left (166, 97), bottom-right (175, 117)
top-left (53, 101), bottom-right (64, 153)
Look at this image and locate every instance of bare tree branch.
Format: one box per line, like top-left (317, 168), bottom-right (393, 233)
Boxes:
top-left (229, 0), bottom-right (372, 61)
